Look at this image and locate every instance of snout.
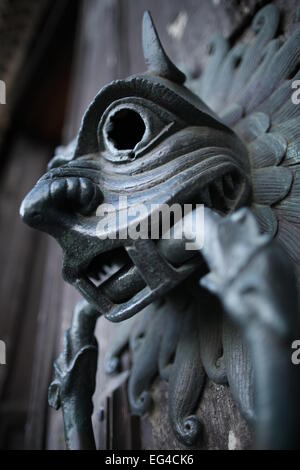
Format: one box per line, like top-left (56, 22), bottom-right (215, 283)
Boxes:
top-left (20, 174), bottom-right (103, 234)
top-left (20, 180), bottom-right (52, 229)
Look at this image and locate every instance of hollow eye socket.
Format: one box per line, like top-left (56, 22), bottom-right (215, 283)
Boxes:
top-left (98, 98), bottom-right (180, 162)
top-left (105, 109), bottom-right (146, 151)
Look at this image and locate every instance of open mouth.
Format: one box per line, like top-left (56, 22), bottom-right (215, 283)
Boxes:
top-left (84, 247), bottom-right (145, 304)
top-left (72, 166), bottom-right (249, 319)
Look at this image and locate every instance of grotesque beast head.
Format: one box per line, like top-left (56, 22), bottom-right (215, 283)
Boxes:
top-left (20, 12), bottom-right (250, 322)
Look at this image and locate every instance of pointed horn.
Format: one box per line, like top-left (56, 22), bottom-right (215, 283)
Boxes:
top-left (142, 11), bottom-right (186, 84)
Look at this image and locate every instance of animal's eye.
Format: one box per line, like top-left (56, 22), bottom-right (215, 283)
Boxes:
top-left (97, 98), bottom-right (183, 162)
top-left (105, 108), bottom-right (146, 151)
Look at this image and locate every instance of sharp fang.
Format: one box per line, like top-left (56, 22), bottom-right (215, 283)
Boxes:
top-left (102, 262), bottom-right (120, 277)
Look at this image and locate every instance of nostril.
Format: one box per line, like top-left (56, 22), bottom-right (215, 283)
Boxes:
top-left (20, 176), bottom-right (103, 231)
top-left (27, 211), bottom-right (43, 225)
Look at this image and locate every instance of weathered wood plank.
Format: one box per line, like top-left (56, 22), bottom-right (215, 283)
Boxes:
top-left (24, 237), bottom-right (68, 450)
top-left (0, 137), bottom-right (49, 449)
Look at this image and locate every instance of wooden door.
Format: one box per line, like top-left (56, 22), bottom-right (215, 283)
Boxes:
top-left (26, 0), bottom-right (299, 450)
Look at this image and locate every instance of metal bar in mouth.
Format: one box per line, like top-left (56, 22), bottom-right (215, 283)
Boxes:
top-left (97, 208), bottom-right (215, 305)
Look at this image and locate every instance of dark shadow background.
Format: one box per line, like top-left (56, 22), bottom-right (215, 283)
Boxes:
top-left (0, 0), bottom-right (80, 449)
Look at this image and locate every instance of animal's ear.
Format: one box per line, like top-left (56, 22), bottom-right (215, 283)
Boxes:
top-left (142, 11), bottom-right (186, 85)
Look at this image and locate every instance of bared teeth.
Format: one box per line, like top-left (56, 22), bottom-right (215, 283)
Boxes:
top-left (103, 264), bottom-right (115, 275)
top-left (89, 261), bottom-right (124, 286)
